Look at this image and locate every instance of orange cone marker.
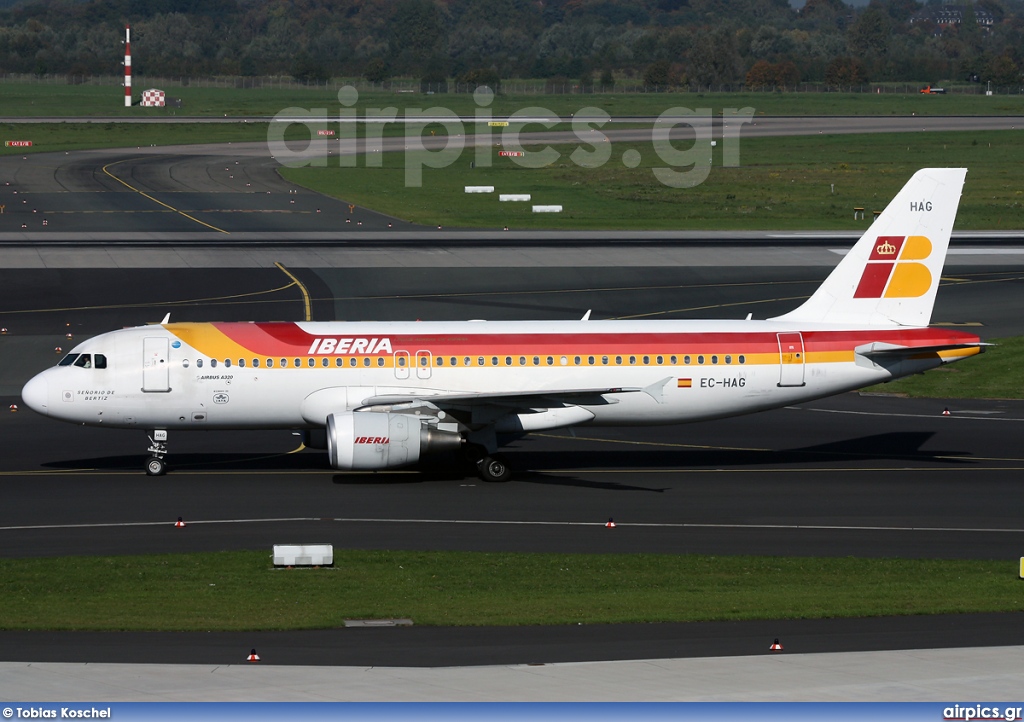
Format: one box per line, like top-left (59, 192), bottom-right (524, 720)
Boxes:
top-left (606, 518), bottom-right (616, 529)
top-left (770, 638), bottom-right (783, 651)
top-left (247, 649), bottom-right (260, 662)
top-left (174, 517), bottom-right (186, 528)
top-left (54, 346), bottom-right (62, 354)
top-left (9, 404), bottom-right (17, 412)
top-left (0, 327), bottom-right (8, 334)
top-left (942, 408), bottom-right (951, 416)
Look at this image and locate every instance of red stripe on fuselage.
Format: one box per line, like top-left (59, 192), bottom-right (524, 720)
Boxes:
top-left (201, 323), bottom-right (980, 356)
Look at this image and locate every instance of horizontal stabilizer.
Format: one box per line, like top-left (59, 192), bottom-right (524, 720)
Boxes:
top-left (854, 341), bottom-right (991, 358)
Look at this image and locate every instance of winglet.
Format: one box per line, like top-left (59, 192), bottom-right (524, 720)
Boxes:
top-left (770, 168), bottom-right (966, 327)
top-left (160, 313), bottom-right (171, 324)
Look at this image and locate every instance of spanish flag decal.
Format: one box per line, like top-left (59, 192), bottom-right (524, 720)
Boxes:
top-left (677, 378), bottom-right (692, 388)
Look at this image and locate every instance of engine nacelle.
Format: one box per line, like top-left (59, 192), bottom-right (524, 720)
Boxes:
top-left (326, 411), bottom-right (462, 470)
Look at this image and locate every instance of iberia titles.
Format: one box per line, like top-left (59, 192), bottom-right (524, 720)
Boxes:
top-left (307, 337), bottom-right (393, 355)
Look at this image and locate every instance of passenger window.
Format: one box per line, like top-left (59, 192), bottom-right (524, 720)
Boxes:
top-left (697, 355), bottom-right (705, 365)
top-left (307, 358), bottom-right (315, 368)
top-left (684, 356), bottom-right (690, 365)
top-left (211, 359), bottom-right (218, 368)
top-left (377, 357), bottom-right (384, 367)
top-left (320, 358), bottom-right (327, 367)
top-left (725, 355), bottom-right (732, 365)
top-left (588, 356), bottom-right (594, 365)
top-left (451, 357), bottom-right (458, 366)
top-left (94, 354), bottom-right (107, 369)
top-left (238, 359), bottom-right (246, 368)
top-left (602, 356), bottom-right (608, 365)
top-left (74, 354), bottom-right (92, 368)
top-left (268, 359), bottom-right (275, 368)
top-left (478, 357), bottom-right (484, 366)
top-left (438, 357), bottom-right (444, 366)
top-left (280, 359), bottom-right (288, 368)
top-left (656, 356), bottom-right (663, 365)
top-left (670, 355), bottom-right (677, 364)
top-left (363, 358), bottom-right (370, 367)
top-left (224, 359), bottom-right (231, 368)
top-left (182, 359), bottom-right (190, 368)
top-left (533, 356), bottom-right (539, 366)
top-left (463, 357), bottom-right (470, 366)
top-left (398, 357), bottom-right (406, 367)
top-left (574, 356), bottom-right (581, 365)
top-left (629, 356), bottom-right (636, 365)
top-left (253, 359), bottom-right (260, 368)
top-left (491, 356), bottom-right (498, 366)
top-left (614, 356), bottom-right (622, 365)
top-left (546, 356), bottom-right (553, 365)
top-left (294, 358), bottom-right (301, 367)
top-left (711, 355), bottom-right (718, 365)
top-left (197, 359), bottom-right (203, 368)
top-left (739, 355), bottom-right (746, 364)
top-left (59, 353), bottom-right (79, 367)
top-left (519, 357), bottom-right (525, 366)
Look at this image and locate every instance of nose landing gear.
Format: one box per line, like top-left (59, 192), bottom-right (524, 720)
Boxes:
top-left (145, 429), bottom-right (168, 476)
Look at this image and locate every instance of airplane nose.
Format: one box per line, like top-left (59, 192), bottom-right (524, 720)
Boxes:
top-left (21, 373), bottom-right (48, 416)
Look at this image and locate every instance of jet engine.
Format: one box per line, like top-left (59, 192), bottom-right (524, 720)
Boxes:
top-left (326, 411), bottom-right (462, 470)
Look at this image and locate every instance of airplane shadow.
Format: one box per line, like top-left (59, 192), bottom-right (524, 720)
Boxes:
top-left (40, 431), bottom-right (973, 492)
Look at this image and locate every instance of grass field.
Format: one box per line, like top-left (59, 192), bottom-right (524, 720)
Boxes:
top-left (2, 550), bottom-right (1021, 631)
top-left (280, 129), bottom-right (1024, 230)
top-left (3, 83), bottom-right (1024, 118)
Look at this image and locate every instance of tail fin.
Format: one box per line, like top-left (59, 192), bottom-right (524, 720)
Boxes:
top-left (770, 168), bottom-right (966, 327)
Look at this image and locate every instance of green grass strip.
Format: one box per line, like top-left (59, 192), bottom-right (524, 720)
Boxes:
top-left (281, 130), bottom-right (1024, 230)
top-left (1, 550), bottom-right (1021, 631)
top-left (2, 85), bottom-right (1024, 117)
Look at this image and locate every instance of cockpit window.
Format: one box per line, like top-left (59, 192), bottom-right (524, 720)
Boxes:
top-left (58, 353), bottom-right (80, 367)
top-left (94, 354), bottom-right (107, 369)
top-left (73, 354), bottom-right (92, 368)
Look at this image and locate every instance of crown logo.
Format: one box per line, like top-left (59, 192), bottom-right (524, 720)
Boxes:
top-left (875, 240), bottom-right (897, 256)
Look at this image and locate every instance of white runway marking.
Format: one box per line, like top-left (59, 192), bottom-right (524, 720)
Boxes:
top-left (2, 516), bottom-right (1022, 535)
top-left (790, 406), bottom-right (1024, 422)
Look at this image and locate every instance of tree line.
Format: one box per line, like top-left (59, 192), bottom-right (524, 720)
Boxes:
top-left (1, 0), bottom-right (1023, 88)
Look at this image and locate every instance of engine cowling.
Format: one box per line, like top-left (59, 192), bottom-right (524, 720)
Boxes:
top-left (326, 411), bottom-right (462, 470)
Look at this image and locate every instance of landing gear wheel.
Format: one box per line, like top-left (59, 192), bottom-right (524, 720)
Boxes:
top-left (477, 455), bottom-right (511, 483)
top-left (145, 456), bottom-right (167, 476)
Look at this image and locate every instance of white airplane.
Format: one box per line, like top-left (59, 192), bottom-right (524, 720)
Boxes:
top-left (22, 168), bottom-right (984, 481)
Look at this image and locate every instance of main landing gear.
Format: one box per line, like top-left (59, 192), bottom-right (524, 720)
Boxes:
top-left (464, 443), bottom-right (512, 483)
top-left (145, 430), bottom-right (169, 476)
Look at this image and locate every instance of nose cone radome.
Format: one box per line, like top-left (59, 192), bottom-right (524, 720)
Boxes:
top-left (21, 373), bottom-right (48, 416)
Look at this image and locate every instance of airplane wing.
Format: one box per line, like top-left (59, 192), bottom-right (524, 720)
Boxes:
top-left (357, 377), bottom-right (675, 412)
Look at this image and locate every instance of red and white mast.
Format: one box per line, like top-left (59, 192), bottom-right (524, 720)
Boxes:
top-left (124, 25), bottom-right (131, 107)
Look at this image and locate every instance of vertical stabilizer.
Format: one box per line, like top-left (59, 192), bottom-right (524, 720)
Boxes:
top-left (770, 168), bottom-right (966, 327)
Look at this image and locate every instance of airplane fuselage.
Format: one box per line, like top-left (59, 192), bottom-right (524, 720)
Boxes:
top-left (23, 319), bottom-right (981, 432)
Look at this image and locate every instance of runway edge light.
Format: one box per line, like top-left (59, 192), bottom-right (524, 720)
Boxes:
top-left (1019, 558), bottom-right (1024, 579)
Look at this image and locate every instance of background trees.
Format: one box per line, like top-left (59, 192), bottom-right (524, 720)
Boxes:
top-left (0, 0), bottom-right (1022, 89)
